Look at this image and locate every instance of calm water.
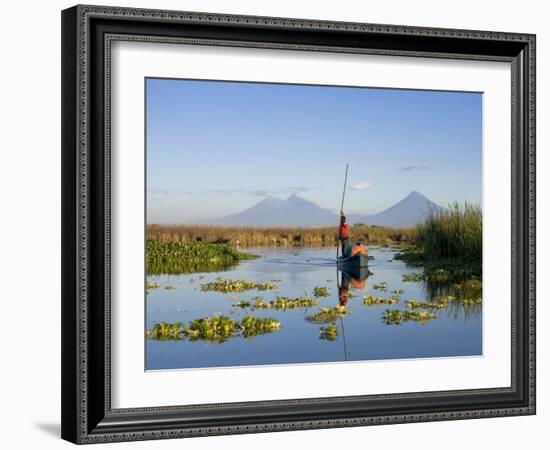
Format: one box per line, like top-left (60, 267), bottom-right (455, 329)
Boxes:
top-left (146, 247), bottom-right (482, 370)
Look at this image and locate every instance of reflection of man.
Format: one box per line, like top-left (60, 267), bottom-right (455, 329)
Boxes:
top-left (338, 213), bottom-right (350, 255)
top-left (338, 285), bottom-right (349, 306)
top-left (338, 271), bottom-right (368, 305)
top-left (338, 271), bottom-right (352, 305)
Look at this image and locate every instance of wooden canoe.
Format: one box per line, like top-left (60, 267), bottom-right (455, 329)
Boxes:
top-left (337, 252), bottom-right (369, 275)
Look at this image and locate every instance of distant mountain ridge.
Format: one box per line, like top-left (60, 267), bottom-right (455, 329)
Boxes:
top-left (348, 191), bottom-right (445, 228)
top-left (199, 191), bottom-right (445, 228)
top-left (205, 194), bottom-right (338, 227)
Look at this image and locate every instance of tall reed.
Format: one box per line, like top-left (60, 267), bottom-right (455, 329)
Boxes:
top-left (415, 202), bottom-right (482, 261)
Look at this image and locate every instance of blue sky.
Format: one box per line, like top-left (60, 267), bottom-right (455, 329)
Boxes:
top-left (146, 78), bottom-right (482, 224)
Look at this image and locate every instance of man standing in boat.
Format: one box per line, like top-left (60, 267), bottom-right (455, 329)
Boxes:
top-left (338, 212), bottom-right (350, 255)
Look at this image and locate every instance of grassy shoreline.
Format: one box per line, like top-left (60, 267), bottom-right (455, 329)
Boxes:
top-left (396, 203), bottom-right (482, 282)
top-left (147, 224), bottom-right (414, 247)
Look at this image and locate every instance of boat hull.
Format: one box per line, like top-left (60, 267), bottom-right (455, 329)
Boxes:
top-left (337, 253), bottom-right (369, 276)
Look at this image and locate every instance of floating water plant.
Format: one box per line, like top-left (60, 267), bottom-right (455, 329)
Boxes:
top-left (363, 295), bottom-right (399, 306)
top-left (164, 285), bottom-right (177, 290)
top-left (460, 298), bottom-right (483, 306)
top-left (402, 273), bottom-right (424, 282)
top-left (234, 301), bottom-right (251, 308)
top-left (319, 325), bottom-right (338, 341)
top-left (240, 316), bottom-right (282, 337)
top-left (373, 281), bottom-right (388, 292)
top-left (147, 315), bottom-right (281, 342)
top-left (146, 321), bottom-right (183, 339)
top-left (306, 305), bottom-right (349, 323)
top-left (200, 278), bottom-right (277, 293)
top-left (146, 241), bottom-right (259, 275)
top-left (271, 296), bottom-right (318, 310)
top-left (404, 300), bottom-right (446, 310)
top-left (313, 286), bottom-right (330, 297)
top-left (391, 289), bottom-right (404, 295)
top-left (246, 295), bottom-right (318, 310)
top-left (146, 281), bottom-right (161, 289)
top-left (382, 309), bottom-right (437, 325)
top-left (186, 316), bottom-right (237, 341)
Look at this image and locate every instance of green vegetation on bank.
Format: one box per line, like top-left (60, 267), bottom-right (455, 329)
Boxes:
top-left (146, 241), bottom-right (259, 275)
top-left (147, 224), bottom-right (414, 247)
top-left (396, 202), bottom-right (482, 282)
top-left (417, 202), bottom-right (482, 260)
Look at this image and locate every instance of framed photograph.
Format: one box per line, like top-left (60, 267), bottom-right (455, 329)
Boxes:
top-left (61, 4), bottom-right (536, 444)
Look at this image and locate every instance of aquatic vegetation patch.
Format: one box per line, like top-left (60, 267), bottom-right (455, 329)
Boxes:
top-left (234, 301), bottom-right (251, 308)
top-left (319, 325), bottom-right (338, 341)
top-left (391, 288), bottom-right (404, 295)
top-left (147, 315), bottom-right (281, 342)
top-left (404, 300), bottom-right (446, 310)
top-left (244, 295), bottom-right (318, 310)
top-left (460, 298), bottom-right (483, 306)
top-left (402, 272), bottom-right (424, 282)
top-left (200, 277), bottom-right (277, 293)
top-left (382, 309), bottom-right (437, 325)
top-left (146, 281), bottom-right (161, 289)
top-left (306, 305), bottom-right (349, 323)
top-left (313, 286), bottom-right (330, 297)
top-left (147, 321), bottom-right (184, 339)
top-left (271, 296), bottom-right (318, 310)
top-left (363, 295), bottom-right (399, 306)
top-left (373, 281), bottom-right (388, 292)
top-left (397, 250), bottom-right (481, 283)
top-left (146, 241), bottom-right (259, 275)
top-left (164, 285), bottom-right (177, 290)
top-left (240, 316), bottom-right (282, 337)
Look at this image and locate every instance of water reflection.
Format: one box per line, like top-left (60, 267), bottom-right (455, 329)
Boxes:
top-left (145, 247), bottom-right (482, 370)
top-left (337, 267), bottom-right (370, 306)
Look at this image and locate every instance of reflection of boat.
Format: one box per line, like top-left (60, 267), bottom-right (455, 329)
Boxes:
top-left (337, 253), bottom-right (369, 279)
top-left (340, 265), bottom-right (370, 286)
top-left (337, 260), bottom-right (370, 306)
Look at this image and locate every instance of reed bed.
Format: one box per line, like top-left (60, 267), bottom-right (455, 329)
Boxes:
top-left (415, 202), bottom-right (482, 261)
top-left (147, 224), bottom-right (414, 247)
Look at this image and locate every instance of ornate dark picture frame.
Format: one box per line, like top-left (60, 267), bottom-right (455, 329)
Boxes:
top-left (61, 4), bottom-right (536, 444)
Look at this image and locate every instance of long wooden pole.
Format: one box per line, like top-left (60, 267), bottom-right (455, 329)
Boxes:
top-left (337, 164), bottom-right (349, 258)
top-left (340, 163), bottom-right (349, 215)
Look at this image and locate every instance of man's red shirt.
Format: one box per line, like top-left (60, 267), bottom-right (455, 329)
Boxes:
top-left (339, 223), bottom-right (350, 239)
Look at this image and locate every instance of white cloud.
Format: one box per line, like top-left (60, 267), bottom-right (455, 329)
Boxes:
top-left (350, 181), bottom-right (371, 190)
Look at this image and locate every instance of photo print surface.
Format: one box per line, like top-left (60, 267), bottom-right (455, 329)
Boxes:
top-left (145, 78), bottom-right (483, 371)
